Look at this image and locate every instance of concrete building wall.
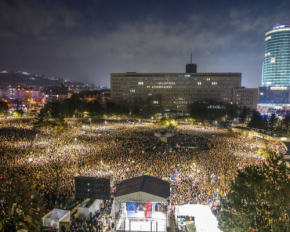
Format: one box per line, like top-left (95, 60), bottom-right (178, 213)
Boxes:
top-left (111, 72), bottom-right (242, 113)
top-left (233, 88), bottom-right (258, 110)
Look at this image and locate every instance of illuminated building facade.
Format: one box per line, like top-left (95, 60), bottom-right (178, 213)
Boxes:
top-left (262, 24), bottom-right (290, 87)
top-left (44, 86), bottom-right (68, 103)
top-left (259, 24), bottom-right (290, 108)
top-left (79, 89), bottom-right (111, 103)
top-left (110, 71), bottom-right (258, 114)
top-left (232, 88), bottom-right (258, 109)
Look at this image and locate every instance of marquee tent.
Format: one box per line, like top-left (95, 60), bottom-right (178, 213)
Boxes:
top-left (42, 209), bottom-right (70, 231)
top-left (115, 176), bottom-right (170, 202)
top-left (175, 204), bottom-right (221, 232)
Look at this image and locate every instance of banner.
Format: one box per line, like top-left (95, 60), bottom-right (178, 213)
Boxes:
top-left (145, 202), bottom-right (152, 218)
top-left (126, 202), bottom-right (137, 218)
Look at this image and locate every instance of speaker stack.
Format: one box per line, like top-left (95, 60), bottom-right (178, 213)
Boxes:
top-left (74, 177), bottom-right (110, 200)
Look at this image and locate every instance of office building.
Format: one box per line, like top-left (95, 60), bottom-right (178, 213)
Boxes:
top-left (262, 24), bottom-right (290, 87)
top-left (79, 89), bottom-right (111, 103)
top-left (44, 86), bottom-right (68, 103)
top-left (110, 66), bottom-right (257, 114)
top-left (233, 88), bottom-right (258, 110)
top-left (258, 24), bottom-right (290, 113)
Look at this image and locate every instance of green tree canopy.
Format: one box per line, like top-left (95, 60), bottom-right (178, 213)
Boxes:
top-left (218, 153), bottom-right (290, 232)
top-left (248, 110), bottom-right (267, 129)
top-left (0, 100), bottom-right (8, 115)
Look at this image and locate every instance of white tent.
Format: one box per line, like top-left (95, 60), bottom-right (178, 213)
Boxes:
top-left (42, 209), bottom-right (70, 231)
top-left (175, 204), bottom-right (221, 232)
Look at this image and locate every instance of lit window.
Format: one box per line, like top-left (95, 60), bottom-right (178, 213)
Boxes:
top-left (260, 93), bottom-right (264, 95)
top-left (153, 101), bottom-right (158, 104)
top-left (148, 93), bottom-right (152, 96)
top-left (130, 89), bottom-right (135, 92)
top-left (271, 57), bottom-right (275, 63)
top-left (265, 36), bottom-right (271, 41)
top-left (197, 82), bottom-right (202, 85)
top-left (212, 82), bottom-right (217, 85)
top-left (207, 78), bottom-right (210, 81)
top-left (138, 82), bottom-right (144, 85)
top-left (265, 52), bottom-right (271, 57)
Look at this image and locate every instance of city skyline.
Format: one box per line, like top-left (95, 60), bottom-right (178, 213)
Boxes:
top-left (0, 0), bottom-right (290, 87)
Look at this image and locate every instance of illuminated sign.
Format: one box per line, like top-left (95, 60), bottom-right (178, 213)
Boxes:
top-left (270, 87), bottom-right (288, 90)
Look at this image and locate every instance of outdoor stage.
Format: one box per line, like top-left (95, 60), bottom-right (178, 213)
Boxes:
top-left (112, 176), bottom-right (171, 232)
top-left (115, 203), bottom-right (168, 232)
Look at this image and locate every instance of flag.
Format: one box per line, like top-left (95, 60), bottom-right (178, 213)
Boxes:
top-left (175, 144), bottom-right (180, 149)
top-left (157, 152), bottom-right (161, 156)
top-left (153, 146), bottom-right (156, 149)
top-left (171, 174), bottom-right (177, 180)
top-left (174, 177), bottom-right (181, 182)
top-left (144, 171), bottom-right (149, 175)
top-left (129, 150), bottom-right (134, 154)
top-left (169, 145), bottom-right (173, 151)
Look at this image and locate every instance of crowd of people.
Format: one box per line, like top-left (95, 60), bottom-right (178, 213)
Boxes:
top-left (0, 118), bottom-right (286, 231)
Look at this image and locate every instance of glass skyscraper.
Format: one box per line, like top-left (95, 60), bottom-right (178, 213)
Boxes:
top-left (262, 24), bottom-right (290, 87)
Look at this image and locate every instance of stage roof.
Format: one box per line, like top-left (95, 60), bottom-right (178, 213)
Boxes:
top-left (115, 176), bottom-right (170, 202)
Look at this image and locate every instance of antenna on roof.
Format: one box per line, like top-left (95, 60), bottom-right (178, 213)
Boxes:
top-left (191, 54), bottom-right (192, 64)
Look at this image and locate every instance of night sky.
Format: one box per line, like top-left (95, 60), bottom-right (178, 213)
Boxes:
top-left (0, 0), bottom-right (289, 87)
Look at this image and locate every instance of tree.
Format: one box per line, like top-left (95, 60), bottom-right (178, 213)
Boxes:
top-left (240, 106), bottom-right (251, 123)
top-left (33, 108), bottom-right (48, 129)
top-left (0, 100), bottom-right (8, 115)
top-left (86, 100), bottom-right (103, 116)
top-left (283, 114), bottom-right (290, 132)
top-left (36, 103), bottom-right (68, 132)
top-left (105, 102), bottom-right (117, 115)
top-left (13, 110), bottom-right (24, 117)
top-left (188, 101), bottom-right (208, 120)
top-left (0, 172), bottom-right (40, 231)
top-left (159, 117), bottom-right (170, 126)
top-left (248, 110), bottom-right (266, 129)
top-left (268, 113), bottom-right (277, 130)
top-left (63, 94), bottom-right (84, 117)
top-left (188, 117), bottom-right (196, 124)
top-left (131, 107), bottom-right (140, 118)
top-left (218, 153), bottom-right (290, 232)
top-left (159, 116), bottom-right (178, 128)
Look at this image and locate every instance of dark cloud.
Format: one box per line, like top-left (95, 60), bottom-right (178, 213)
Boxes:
top-left (0, 0), bottom-right (289, 87)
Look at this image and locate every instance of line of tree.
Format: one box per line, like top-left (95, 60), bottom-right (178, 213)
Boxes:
top-left (247, 110), bottom-right (290, 134)
top-left (187, 101), bottom-right (252, 123)
top-left (54, 94), bottom-right (141, 118)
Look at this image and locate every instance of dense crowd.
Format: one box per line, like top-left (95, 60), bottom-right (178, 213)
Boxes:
top-left (0, 119), bottom-right (286, 231)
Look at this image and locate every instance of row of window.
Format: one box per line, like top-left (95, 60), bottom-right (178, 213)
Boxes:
top-left (112, 77), bottom-right (240, 81)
